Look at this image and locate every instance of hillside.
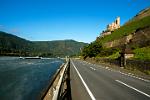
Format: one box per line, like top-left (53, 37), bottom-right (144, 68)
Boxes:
top-left (98, 13), bottom-right (150, 44)
top-left (82, 7), bottom-right (150, 60)
top-left (0, 31), bottom-right (88, 57)
top-left (0, 31), bottom-right (32, 56)
top-left (32, 40), bottom-right (88, 57)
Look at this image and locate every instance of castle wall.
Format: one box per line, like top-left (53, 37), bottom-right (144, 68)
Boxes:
top-left (107, 17), bottom-right (120, 31)
top-left (101, 17), bottom-right (120, 36)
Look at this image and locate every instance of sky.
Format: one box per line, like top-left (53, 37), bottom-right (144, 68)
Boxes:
top-left (0, 0), bottom-right (150, 43)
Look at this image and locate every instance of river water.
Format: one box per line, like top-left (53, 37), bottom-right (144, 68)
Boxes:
top-left (0, 57), bottom-right (64, 100)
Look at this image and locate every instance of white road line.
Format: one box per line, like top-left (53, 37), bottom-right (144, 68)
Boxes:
top-left (84, 61), bottom-right (150, 83)
top-left (116, 80), bottom-right (150, 98)
top-left (90, 67), bottom-right (93, 69)
top-left (90, 67), bottom-right (96, 70)
top-left (118, 71), bottom-right (150, 83)
top-left (71, 60), bottom-right (96, 100)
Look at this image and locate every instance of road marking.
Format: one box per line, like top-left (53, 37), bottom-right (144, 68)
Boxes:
top-left (90, 67), bottom-right (96, 70)
top-left (116, 80), bottom-right (150, 98)
top-left (118, 71), bottom-right (150, 83)
top-left (83, 61), bottom-right (150, 83)
top-left (71, 60), bottom-right (96, 100)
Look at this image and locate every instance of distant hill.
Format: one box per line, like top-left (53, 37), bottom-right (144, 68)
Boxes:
top-left (32, 40), bottom-right (88, 57)
top-left (0, 31), bottom-right (88, 57)
top-left (82, 7), bottom-right (150, 60)
top-left (0, 31), bottom-right (32, 56)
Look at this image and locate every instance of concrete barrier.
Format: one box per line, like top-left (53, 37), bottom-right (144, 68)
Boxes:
top-left (42, 59), bottom-right (71, 100)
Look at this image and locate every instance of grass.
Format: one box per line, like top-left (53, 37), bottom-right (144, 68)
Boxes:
top-left (107, 52), bottom-right (120, 59)
top-left (100, 16), bottom-right (150, 43)
top-left (133, 46), bottom-right (150, 61)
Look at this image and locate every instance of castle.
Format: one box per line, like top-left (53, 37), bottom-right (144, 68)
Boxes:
top-left (101, 17), bottom-right (120, 36)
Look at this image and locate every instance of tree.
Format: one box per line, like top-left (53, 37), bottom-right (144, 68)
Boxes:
top-left (82, 41), bottom-right (103, 59)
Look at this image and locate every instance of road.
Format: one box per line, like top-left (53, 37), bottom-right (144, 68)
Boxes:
top-left (70, 59), bottom-right (150, 100)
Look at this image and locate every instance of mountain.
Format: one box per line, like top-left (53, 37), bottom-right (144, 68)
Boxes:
top-left (0, 31), bottom-right (32, 56)
top-left (0, 31), bottom-right (88, 57)
top-left (82, 7), bottom-right (150, 60)
top-left (32, 40), bottom-right (88, 57)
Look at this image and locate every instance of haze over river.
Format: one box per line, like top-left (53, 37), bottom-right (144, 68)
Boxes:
top-left (0, 57), bottom-right (64, 100)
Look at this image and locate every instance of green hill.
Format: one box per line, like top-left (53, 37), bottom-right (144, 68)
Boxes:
top-left (32, 40), bottom-right (88, 57)
top-left (0, 31), bottom-right (32, 56)
top-left (0, 31), bottom-right (88, 57)
top-left (99, 8), bottom-right (150, 44)
top-left (82, 7), bottom-right (150, 60)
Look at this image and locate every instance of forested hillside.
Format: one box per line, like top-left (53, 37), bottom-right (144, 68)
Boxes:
top-left (0, 31), bottom-right (88, 57)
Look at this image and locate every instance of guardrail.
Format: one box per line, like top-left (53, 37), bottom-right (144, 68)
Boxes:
top-left (42, 59), bottom-right (71, 100)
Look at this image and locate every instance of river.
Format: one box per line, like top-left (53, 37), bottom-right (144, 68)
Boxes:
top-left (0, 57), bottom-right (64, 100)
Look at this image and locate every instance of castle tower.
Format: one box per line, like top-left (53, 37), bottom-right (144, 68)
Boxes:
top-left (105, 16), bottom-right (121, 35)
top-left (116, 17), bottom-right (120, 28)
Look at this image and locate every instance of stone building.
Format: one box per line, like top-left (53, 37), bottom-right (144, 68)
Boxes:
top-left (107, 17), bottom-right (120, 31)
top-left (101, 17), bottom-right (120, 36)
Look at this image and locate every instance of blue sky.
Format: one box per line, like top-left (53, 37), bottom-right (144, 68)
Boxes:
top-left (0, 0), bottom-right (150, 43)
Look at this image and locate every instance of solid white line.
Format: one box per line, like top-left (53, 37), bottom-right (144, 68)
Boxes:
top-left (71, 60), bottom-right (96, 100)
top-left (116, 80), bottom-right (150, 98)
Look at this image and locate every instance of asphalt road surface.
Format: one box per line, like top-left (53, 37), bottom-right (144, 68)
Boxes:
top-left (70, 59), bottom-right (150, 100)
